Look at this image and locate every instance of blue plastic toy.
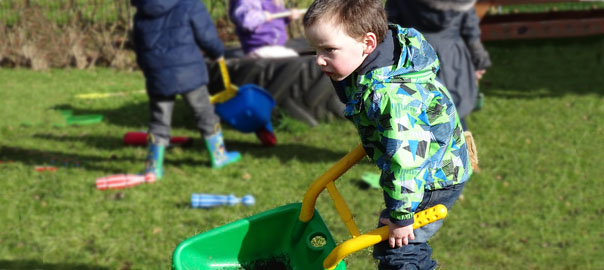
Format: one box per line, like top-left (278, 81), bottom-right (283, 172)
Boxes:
top-left (211, 59), bottom-right (277, 146)
top-left (214, 84), bottom-right (275, 134)
top-left (191, 193), bottom-right (255, 208)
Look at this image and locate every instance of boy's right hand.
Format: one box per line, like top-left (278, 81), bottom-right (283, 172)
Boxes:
top-left (380, 217), bottom-right (415, 248)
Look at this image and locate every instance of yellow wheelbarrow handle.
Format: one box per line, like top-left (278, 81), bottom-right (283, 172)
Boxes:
top-left (323, 205), bottom-right (447, 269)
top-left (298, 144), bottom-right (448, 269)
top-left (210, 57), bottom-right (238, 104)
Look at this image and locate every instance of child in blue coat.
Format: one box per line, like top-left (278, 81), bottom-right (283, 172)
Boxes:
top-left (131, 0), bottom-right (240, 179)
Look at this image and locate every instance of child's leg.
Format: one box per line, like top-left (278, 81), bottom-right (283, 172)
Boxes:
top-left (374, 242), bottom-right (436, 270)
top-left (181, 85), bottom-right (219, 136)
top-left (412, 183), bottom-right (466, 242)
top-left (148, 94), bottom-right (176, 146)
top-left (146, 94), bottom-right (176, 179)
top-left (182, 86), bottom-right (240, 168)
top-left (373, 183), bottom-right (466, 270)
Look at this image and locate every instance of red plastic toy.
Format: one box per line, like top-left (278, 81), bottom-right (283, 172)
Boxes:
top-left (96, 173), bottom-right (156, 190)
top-left (123, 132), bottom-right (192, 147)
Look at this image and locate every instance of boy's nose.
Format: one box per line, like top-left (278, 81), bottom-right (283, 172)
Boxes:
top-left (316, 55), bottom-right (327, 66)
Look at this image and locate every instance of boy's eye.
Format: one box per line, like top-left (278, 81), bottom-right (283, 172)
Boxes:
top-left (324, 48), bottom-right (335, 53)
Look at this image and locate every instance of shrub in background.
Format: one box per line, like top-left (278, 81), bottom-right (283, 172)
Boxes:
top-left (0, 0), bottom-right (313, 70)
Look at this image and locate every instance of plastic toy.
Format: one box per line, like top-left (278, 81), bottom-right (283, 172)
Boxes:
top-left (123, 131), bottom-right (193, 147)
top-left (96, 173), bottom-right (156, 190)
top-left (57, 109), bottom-right (103, 126)
top-left (52, 109), bottom-right (103, 126)
top-left (75, 90), bottom-right (146, 99)
top-left (360, 171), bottom-right (380, 189)
top-left (34, 166), bottom-right (58, 172)
top-left (211, 58), bottom-right (277, 147)
top-left (171, 144), bottom-right (448, 270)
top-left (65, 114), bottom-right (103, 126)
top-left (191, 194), bottom-right (255, 208)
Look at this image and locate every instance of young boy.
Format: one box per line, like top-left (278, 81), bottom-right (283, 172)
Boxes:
top-left (131, 0), bottom-right (240, 179)
top-left (302, 0), bottom-right (472, 268)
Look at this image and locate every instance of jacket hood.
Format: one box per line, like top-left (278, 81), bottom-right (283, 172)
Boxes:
top-left (389, 25), bottom-right (439, 84)
top-left (417, 0), bottom-right (476, 12)
top-left (386, 0), bottom-right (474, 32)
top-left (131, 0), bottom-right (179, 17)
top-left (340, 25), bottom-right (440, 117)
top-left (358, 25), bottom-right (439, 85)
top-left (417, 0), bottom-right (476, 30)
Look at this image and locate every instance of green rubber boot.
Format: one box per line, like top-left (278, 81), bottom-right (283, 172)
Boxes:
top-left (474, 92), bottom-right (484, 111)
top-left (205, 131), bottom-right (241, 169)
top-left (144, 142), bottom-right (165, 180)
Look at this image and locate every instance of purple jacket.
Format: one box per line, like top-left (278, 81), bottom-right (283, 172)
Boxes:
top-left (229, 0), bottom-right (289, 54)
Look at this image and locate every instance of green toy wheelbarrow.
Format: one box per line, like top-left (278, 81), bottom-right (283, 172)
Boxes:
top-left (172, 144), bottom-right (448, 270)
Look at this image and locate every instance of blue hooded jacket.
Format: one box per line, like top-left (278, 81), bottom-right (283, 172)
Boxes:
top-left (132, 0), bottom-right (224, 96)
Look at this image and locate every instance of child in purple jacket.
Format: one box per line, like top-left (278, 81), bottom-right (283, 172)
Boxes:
top-left (229, 0), bottom-right (303, 58)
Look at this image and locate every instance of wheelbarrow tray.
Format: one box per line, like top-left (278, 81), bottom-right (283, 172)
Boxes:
top-left (172, 203), bottom-right (346, 270)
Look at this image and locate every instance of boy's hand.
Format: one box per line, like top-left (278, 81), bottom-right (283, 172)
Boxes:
top-left (380, 217), bottom-right (415, 248)
top-left (475, 69), bottom-right (486, 80)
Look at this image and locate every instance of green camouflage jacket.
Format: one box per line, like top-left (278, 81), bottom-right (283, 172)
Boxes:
top-left (337, 25), bottom-right (472, 226)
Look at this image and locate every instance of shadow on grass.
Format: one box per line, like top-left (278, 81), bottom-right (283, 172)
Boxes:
top-left (32, 133), bottom-right (126, 151)
top-left (52, 99), bottom-right (216, 131)
top-left (220, 140), bottom-right (348, 163)
top-left (480, 36), bottom-right (604, 99)
top-left (3, 137), bottom-right (348, 173)
top-left (0, 146), bottom-right (138, 173)
top-left (0, 260), bottom-right (108, 270)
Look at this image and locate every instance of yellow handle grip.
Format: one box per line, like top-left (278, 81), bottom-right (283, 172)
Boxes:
top-left (218, 57), bottom-right (230, 90)
top-left (323, 204), bottom-right (448, 270)
top-left (210, 58), bottom-right (238, 104)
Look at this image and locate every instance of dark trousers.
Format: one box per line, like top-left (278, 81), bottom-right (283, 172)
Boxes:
top-left (373, 183), bottom-right (466, 270)
top-left (148, 85), bottom-right (219, 146)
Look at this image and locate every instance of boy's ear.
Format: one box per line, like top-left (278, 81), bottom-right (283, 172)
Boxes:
top-left (362, 32), bottom-right (378, 55)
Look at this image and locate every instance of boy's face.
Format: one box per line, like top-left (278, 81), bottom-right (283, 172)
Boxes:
top-left (304, 18), bottom-right (372, 81)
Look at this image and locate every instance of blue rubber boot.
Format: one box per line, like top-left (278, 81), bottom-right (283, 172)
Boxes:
top-left (144, 143), bottom-right (165, 180)
top-left (205, 131), bottom-right (241, 169)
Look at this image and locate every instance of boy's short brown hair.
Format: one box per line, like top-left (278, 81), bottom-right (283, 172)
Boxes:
top-left (303, 0), bottom-right (388, 43)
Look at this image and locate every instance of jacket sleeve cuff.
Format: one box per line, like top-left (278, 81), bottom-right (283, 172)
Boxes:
top-left (380, 209), bottom-right (415, 227)
top-left (389, 216), bottom-right (414, 227)
top-left (467, 39), bottom-right (492, 70)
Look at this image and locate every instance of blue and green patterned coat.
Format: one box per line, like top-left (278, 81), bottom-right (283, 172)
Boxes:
top-left (334, 25), bottom-right (472, 226)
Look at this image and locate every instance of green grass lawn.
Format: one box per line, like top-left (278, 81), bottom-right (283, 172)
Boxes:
top-left (1, 35), bottom-right (604, 270)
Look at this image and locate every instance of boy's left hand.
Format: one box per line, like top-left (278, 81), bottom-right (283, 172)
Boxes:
top-left (380, 217), bottom-right (415, 248)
